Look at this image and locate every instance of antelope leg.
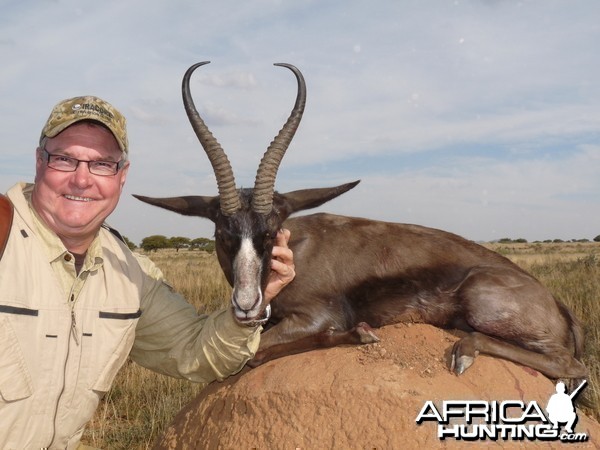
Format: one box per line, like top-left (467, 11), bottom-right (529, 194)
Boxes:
top-left (451, 331), bottom-right (588, 379)
top-left (248, 322), bottom-right (379, 367)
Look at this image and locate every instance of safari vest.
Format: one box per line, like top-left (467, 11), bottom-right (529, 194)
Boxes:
top-left (0, 183), bottom-right (145, 449)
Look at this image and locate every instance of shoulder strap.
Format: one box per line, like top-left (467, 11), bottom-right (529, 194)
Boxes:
top-left (101, 223), bottom-right (127, 246)
top-left (0, 194), bottom-right (14, 260)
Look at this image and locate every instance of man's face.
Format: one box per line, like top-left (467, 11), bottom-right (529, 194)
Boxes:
top-left (32, 122), bottom-right (129, 244)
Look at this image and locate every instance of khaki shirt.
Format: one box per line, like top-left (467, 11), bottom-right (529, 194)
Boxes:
top-left (0, 182), bottom-right (261, 449)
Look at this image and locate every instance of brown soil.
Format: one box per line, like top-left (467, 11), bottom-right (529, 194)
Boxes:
top-left (154, 324), bottom-right (600, 449)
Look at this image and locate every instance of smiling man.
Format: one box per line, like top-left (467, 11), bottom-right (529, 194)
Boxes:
top-left (0, 96), bottom-right (295, 449)
top-left (34, 112), bottom-right (128, 258)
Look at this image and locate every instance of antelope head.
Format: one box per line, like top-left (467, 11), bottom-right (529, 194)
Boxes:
top-left (134, 62), bottom-right (358, 324)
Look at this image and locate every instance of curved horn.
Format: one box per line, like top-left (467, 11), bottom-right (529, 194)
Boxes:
top-left (183, 61), bottom-right (241, 216)
top-left (252, 63), bottom-right (306, 215)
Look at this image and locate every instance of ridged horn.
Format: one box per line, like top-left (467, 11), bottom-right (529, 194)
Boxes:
top-left (182, 61), bottom-right (241, 216)
top-left (252, 63), bottom-right (306, 215)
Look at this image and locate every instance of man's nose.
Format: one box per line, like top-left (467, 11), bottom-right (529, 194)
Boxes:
top-left (71, 162), bottom-right (92, 186)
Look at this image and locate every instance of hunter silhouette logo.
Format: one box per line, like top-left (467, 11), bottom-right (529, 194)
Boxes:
top-left (416, 380), bottom-right (589, 443)
top-left (546, 380), bottom-right (586, 435)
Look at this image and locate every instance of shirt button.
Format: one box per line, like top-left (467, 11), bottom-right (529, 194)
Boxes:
top-left (64, 254), bottom-right (72, 262)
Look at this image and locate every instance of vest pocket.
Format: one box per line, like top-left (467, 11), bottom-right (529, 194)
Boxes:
top-left (99, 309), bottom-right (142, 320)
top-left (0, 315), bottom-right (33, 401)
top-left (87, 309), bottom-right (141, 393)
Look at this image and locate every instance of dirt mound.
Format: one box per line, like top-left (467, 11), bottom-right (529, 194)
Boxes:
top-left (154, 324), bottom-right (599, 449)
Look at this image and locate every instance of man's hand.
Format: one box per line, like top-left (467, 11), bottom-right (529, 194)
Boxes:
top-left (264, 229), bottom-right (295, 303)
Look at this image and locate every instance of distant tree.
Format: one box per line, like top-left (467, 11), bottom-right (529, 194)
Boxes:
top-left (553, 239), bottom-right (564, 243)
top-left (497, 238), bottom-right (528, 244)
top-left (169, 236), bottom-right (191, 252)
top-left (594, 235), bottom-right (600, 242)
top-left (141, 235), bottom-right (169, 252)
top-left (190, 237), bottom-right (215, 253)
top-left (122, 236), bottom-right (137, 251)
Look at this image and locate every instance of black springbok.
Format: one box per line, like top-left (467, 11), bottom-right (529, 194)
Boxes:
top-left (134, 62), bottom-right (587, 379)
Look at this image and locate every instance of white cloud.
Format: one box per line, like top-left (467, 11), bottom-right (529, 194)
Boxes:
top-left (1, 0), bottom-right (600, 245)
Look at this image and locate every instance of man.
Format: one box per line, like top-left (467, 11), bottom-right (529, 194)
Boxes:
top-left (0, 96), bottom-right (295, 449)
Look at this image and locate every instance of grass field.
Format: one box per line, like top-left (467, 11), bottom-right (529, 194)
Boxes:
top-left (83, 242), bottom-right (600, 449)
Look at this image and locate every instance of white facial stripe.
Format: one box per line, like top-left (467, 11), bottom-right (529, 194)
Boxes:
top-left (232, 237), bottom-right (263, 314)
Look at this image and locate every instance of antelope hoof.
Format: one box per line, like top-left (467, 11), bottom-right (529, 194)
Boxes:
top-left (451, 354), bottom-right (475, 375)
top-left (247, 353), bottom-right (265, 368)
top-left (450, 340), bottom-right (476, 375)
top-left (356, 322), bottom-right (380, 344)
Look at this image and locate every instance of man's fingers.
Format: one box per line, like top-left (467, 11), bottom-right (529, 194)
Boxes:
top-left (271, 245), bottom-right (293, 264)
top-left (264, 228), bottom-right (295, 302)
top-left (270, 258), bottom-right (291, 277)
top-left (274, 228), bottom-right (291, 247)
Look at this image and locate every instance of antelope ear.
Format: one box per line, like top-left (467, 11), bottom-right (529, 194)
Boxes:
top-left (274, 180), bottom-right (360, 219)
top-left (133, 194), bottom-right (221, 222)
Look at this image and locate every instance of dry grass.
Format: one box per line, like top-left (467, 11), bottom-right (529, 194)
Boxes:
top-left (82, 244), bottom-right (600, 449)
top-left (506, 248), bottom-right (600, 419)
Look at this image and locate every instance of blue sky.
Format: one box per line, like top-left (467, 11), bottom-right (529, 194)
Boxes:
top-left (1, 0), bottom-right (599, 244)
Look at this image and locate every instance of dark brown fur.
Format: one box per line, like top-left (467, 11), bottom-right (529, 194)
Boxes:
top-left (251, 211), bottom-right (587, 380)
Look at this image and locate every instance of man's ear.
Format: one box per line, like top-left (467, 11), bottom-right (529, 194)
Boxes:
top-left (34, 147), bottom-right (45, 183)
top-left (119, 162), bottom-right (130, 192)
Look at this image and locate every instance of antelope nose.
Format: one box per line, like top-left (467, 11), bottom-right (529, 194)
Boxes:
top-left (232, 291), bottom-right (261, 313)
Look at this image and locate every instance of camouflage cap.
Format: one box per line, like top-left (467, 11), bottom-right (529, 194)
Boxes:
top-left (40, 96), bottom-right (128, 154)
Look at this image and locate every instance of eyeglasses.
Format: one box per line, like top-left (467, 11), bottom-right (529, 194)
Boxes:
top-left (41, 148), bottom-right (125, 176)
